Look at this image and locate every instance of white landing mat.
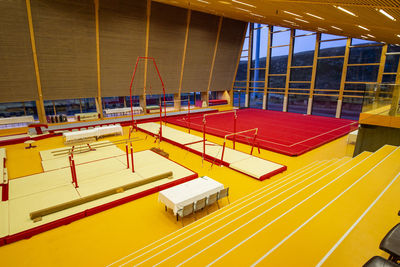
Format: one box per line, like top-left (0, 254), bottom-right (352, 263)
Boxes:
top-left (139, 122), bottom-right (203, 145)
top-left (0, 202), bottom-right (8, 238)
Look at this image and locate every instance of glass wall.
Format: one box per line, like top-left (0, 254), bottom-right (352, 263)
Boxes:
top-left (0, 101), bottom-right (38, 119)
top-left (43, 98), bottom-right (96, 116)
top-left (232, 23), bottom-right (399, 120)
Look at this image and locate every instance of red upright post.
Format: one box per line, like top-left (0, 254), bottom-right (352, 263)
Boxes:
top-left (250, 132), bottom-right (258, 155)
top-left (233, 111), bottom-right (237, 150)
top-left (2, 184), bottom-right (8, 201)
top-left (125, 143), bottom-right (130, 169)
top-left (188, 98), bottom-right (191, 134)
top-left (72, 159), bottom-right (78, 188)
top-left (203, 117), bottom-right (206, 160)
top-left (159, 98), bottom-right (162, 142)
top-left (221, 140), bottom-right (226, 162)
top-left (130, 143), bottom-right (134, 172)
top-left (129, 58), bottom-right (140, 130)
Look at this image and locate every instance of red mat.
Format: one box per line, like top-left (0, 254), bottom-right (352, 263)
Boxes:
top-left (166, 109), bottom-right (358, 156)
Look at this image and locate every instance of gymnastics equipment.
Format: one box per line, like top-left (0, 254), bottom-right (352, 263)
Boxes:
top-left (202, 110), bottom-right (238, 161)
top-left (30, 171), bottom-right (173, 221)
top-left (128, 57), bottom-right (167, 140)
top-left (220, 128), bottom-right (259, 162)
top-left (161, 98), bottom-right (191, 132)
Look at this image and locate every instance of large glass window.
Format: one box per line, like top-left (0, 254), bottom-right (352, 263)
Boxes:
top-left (346, 65), bottom-right (380, 82)
top-left (312, 95), bottom-right (337, 117)
top-left (271, 29), bottom-right (290, 46)
top-left (125, 96), bottom-right (140, 107)
top-left (341, 97), bottom-right (363, 120)
top-left (290, 68), bottom-right (312, 81)
top-left (292, 34), bottom-right (316, 66)
top-left (55, 99), bottom-right (81, 115)
top-left (103, 97), bottom-right (125, 109)
top-left (249, 91), bottom-right (263, 109)
top-left (0, 102), bottom-right (25, 118)
top-left (288, 94), bottom-right (308, 114)
top-left (315, 58), bottom-right (344, 89)
top-left (267, 93), bottom-right (284, 111)
top-left (319, 39), bottom-right (347, 57)
top-left (348, 45), bottom-right (382, 64)
top-left (384, 55), bottom-right (400, 73)
top-left (268, 76), bottom-right (286, 88)
top-left (270, 46), bottom-right (289, 74)
top-left (233, 90), bottom-right (246, 108)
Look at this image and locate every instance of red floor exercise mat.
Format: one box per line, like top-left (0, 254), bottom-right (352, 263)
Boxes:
top-left (166, 109), bottom-right (358, 156)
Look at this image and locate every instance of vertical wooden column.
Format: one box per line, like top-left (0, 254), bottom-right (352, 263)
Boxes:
top-left (142, 0), bottom-right (151, 113)
top-left (94, 0), bottom-right (103, 119)
top-left (376, 44), bottom-right (388, 84)
top-left (283, 29), bottom-right (294, 112)
top-left (263, 25), bottom-right (272, 110)
top-left (207, 16), bottom-right (223, 105)
top-left (178, 9), bottom-right (191, 108)
top-left (25, 0), bottom-right (46, 123)
top-left (245, 23), bottom-right (253, 108)
top-left (308, 33), bottom-right (320, 115)
top-left (336, 37), bottom-right (351, 118)
top-left (390, 55), bottom-right (400, 116)
top-left (230, 23), bottom-right (248, 107)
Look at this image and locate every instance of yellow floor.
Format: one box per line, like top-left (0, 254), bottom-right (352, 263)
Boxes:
top-left (0, 110), bottom-right (391, 266)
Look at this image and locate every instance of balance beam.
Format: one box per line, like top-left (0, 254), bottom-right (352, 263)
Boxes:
top-left (30, 171), bottom-right (173, 221)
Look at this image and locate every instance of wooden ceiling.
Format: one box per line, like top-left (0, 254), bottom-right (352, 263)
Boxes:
top-left (154, 0), bottom-right (400, 44)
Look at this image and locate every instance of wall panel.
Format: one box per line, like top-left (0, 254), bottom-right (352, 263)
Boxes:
top-left (146, 2), bottom-right (187, 95)
top-left (31, 0), bottom-right (97, 100)
top-left (99, 0), bottom-right (146, 97)
top-left (181, 11), bottom-right (219, 93)
top-left (210, 18), bottom-right (246, 92)
top-left (0, 0), bottom-right (38, 102)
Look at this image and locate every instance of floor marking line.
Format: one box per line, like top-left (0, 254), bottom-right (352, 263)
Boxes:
top-left (252, 147), bottom-right (399, 266)
top-left (152, 156), bottom-right (366, 267)
top-left (122, 161), bottom-right (332, 267)
top-left (316, 170), bottom-right (400, 266)
top-left (106, 161), bottom-right (319, 266)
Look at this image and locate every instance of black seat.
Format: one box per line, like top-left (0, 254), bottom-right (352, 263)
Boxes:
top-left (380, 223), bottom-right (400, 262)
top-left (363, 256), bottom-right (400, 267)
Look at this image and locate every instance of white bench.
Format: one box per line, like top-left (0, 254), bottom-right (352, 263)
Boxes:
top-left (104, 107), bottom-right (143, 117)
top-left (0, 115), bottom-right (34, 126)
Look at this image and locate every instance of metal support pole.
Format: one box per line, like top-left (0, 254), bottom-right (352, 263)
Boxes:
top-left (130, 143), bottom-right (134, 173)
top-left (203, 117), bottom-right (206, 161)
top-left (159, 98), bottom-right (162, 142)
top-left (125, 143), bottom-right (130, 169)
top-left (233, 111), bottom-right (237, 150)
top-left (250, 132), bottom-right (258, 155)
top-left (221, 140), bottom-right (226, 162)
top-left (188, 98), bottom-right (191, 134)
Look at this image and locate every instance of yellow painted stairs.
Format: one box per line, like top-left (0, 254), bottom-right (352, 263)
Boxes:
top-left (109, 145), bottom-right (400, 267)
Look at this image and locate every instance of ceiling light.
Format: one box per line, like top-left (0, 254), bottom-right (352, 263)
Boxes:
top-left (251, 13), bottom-right (264, 18)
top-left (305, 13), bottom-right (324, 20)
top-left (397, 34), bottom-right (400, 38)
top-left (197, 0), bottom-right (210, 3)
top-left (378, 9), bottom-right (396, 21)
top-left (331, 26), bottom-right (342, 31)
top-left (358, 25), bottom-right (370, 31)
top-left (366, 34), bottom-right (375, 38)
top-left (317, 27), bottom-right (327, 31)
top-left (360, 35), bottom-right (368, 39)
top-left (218, 1), bottom-right (231, 4)
top-left (334, 6), bottom-right (357, 17)
top-left (283, 19), bottom-right (295, 24)
top-left (295, 18), bottom-right (309, 23)
top-left (232, 0), bottom-right (256, 8)
top-left (283, 10), bottom-right (302, 17)
top-left (235, 6), bottom-right (251, 12)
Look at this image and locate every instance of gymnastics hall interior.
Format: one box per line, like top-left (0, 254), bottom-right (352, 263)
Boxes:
top-left (1, 0), bottom-right (400, 266)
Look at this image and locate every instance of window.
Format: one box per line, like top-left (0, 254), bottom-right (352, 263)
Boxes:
top-left (268, 76), bottom-right (286, 88)
top-left (292, 34), bottom-right (316, 66)
top-left (0, 102), bottom-right (25, 118)
top-left (321, 33), bottom-right (346, 41)
top-left (81, 98), bottom-right (97, 113)
top-left (346, 65), bottom-right (379, 82)
top-left (348, 46), bottom-right (382, 64)
top-left (55, 99), bottom-right (81, 115)
top-left (315, 58), bottom-right (344, 89)
top-left (319, 39), bottom-right (347, 57)
top-left (267, 93), bottom-right (284, 111)
top-left (233, 90), bottom-right (246, 108)
top-left (249, 91), bottom-right (263, 109)
top-left (312, 95), bottom-right (337, 117)
top-left (103, 97), bottom-right (125, 109)
top-left (384, 55), bottom-right (400, 73)
top-left (125, 96), bottom-right (140, 107)
top-left (341, 97), bottom-right (363, 120)
top-left (270, 46), bottom-right (289, 74)
top-left (290, 68), bottom-right (312, 81)
top-left (351, 38), bottom-right (380, 46)
top-left (288, 94), bottom-right (308, 114)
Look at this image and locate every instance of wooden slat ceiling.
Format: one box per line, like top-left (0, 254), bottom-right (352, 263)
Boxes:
top-left (154, 0), bottom-right (400, 45)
